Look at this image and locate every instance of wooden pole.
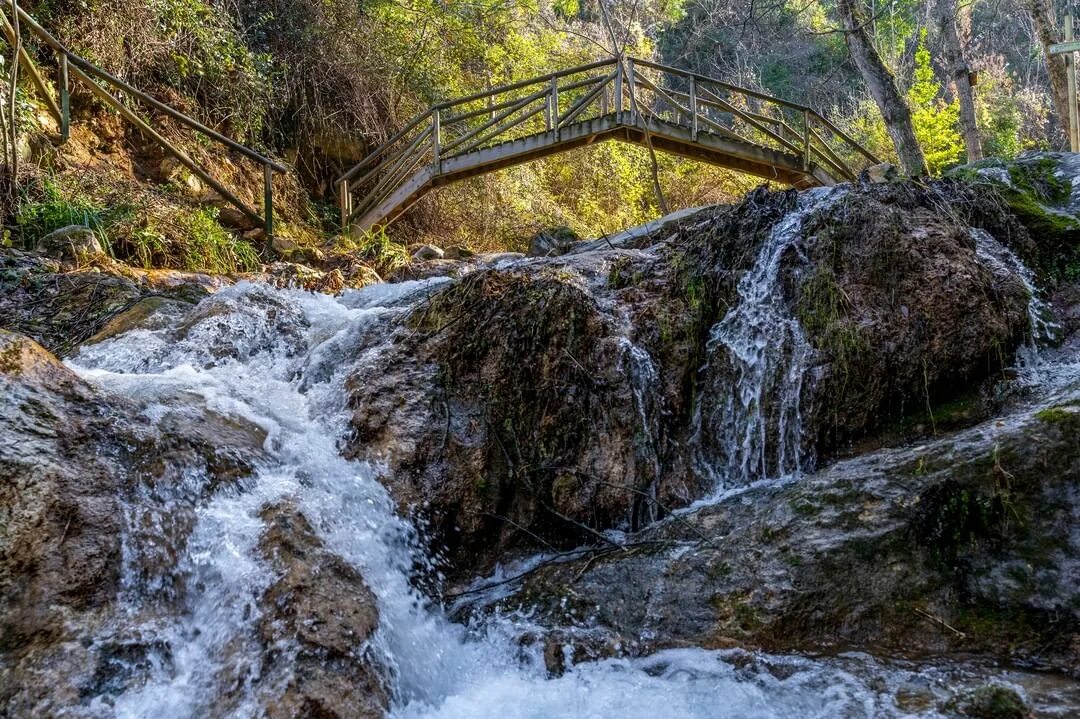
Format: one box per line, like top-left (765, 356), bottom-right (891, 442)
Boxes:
top-left (340, 177), bottom-right (352, 231)
top-left (263, 163), bottom-right (274, 255)
top-left (431, 109), bottom-right (441, 172)
top-left (0, 8), bottom-right (61, 124)
top-left (58, 52), bottom-right (68, 142)
top-left (803, 109), bottom-right (812, 171)
top-left (550, 76), bottom-right (559, 139)
top-left (689, 76), bottom-right (698, 141)
top-left (614, 60), bottom-right (624, 121)
top-left (1068, 16), bottom-right (1079, 151)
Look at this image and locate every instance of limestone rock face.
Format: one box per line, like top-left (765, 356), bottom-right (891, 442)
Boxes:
top-left (347, 182), bottom-right (1035, 582)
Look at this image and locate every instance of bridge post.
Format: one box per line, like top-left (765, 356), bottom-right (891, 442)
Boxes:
top-left (550, 76), bottom-right (560, 139)
top-left (627, 58), bottom-right (637, 126)
top-left (432, 109), bottom-right (442, 172)
top-left (615, 60), bottom-right (624, 121)
top-left (339, 179), bottom-right (352, 230)
top-left (802, 108), bottom-right (811, 172)
top-left (690, 76), bottom-right (698, 141)
top-left (58, 52), bottom-right (70, 142)
top-left (263, 163), bottom-right (275, 255)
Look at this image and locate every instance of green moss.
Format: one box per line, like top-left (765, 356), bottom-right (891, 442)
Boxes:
top-left (947, 685), bottom-right (1029, 719)
top-left (0, 341), bottom-right (22, 375)
top-left (796, 266), bottom-right (868, 386)
top-left (1007, 157), bottom-right (1071, 204)
top-left (790, 498), bottom-right (821, 516)
top-left (1035, 404), bottom-right (1080, 427)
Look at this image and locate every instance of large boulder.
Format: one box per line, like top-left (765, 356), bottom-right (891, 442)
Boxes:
top-left (252, 504), bottom-right (387, 719)
top-left (35, 224), bottom-right (105, 265)
top-left (0, 330), bottom-right (266, 714)
top-left (794, 183), bottom-right (1032, 454)
top-left (346, 182), bottom-right (1036, 582)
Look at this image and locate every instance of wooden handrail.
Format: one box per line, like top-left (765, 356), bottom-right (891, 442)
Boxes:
top-left (433, 58), bottom-right (617, 111)
top-left (339, 110), bottom-right (432, 183)
top-left (6, 5), bottom-right (288, 252)
top-left (13, 7), bottom-right (285, 173)
top-left (631, 57), bottom-right (813, 113)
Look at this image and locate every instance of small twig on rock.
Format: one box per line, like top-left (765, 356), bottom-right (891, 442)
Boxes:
top-left (483, 511), bottom-right (559, 553)
top-left (914, 607), bottom-right (967, 639)
top-left (58, 515), bottom-right (72, 546)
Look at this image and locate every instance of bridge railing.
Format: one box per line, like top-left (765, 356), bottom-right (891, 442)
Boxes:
top-left (337, 58), bottom-right (622, 228)
top-left (4, 6), bottom-right (287, 249)
top-left (337, 56), bottom-right (879, 230)
top-left (626, 58), bottom-right (878, 183)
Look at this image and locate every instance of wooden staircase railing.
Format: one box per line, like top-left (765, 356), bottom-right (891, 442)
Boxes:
top-left (2, 5), bottom-right (287, 250)
top-left (337, 56), bottom-right (879, 232)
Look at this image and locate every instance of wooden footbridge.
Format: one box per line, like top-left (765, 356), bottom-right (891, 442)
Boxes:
top-left (337, 57), bottom-right (879, 233)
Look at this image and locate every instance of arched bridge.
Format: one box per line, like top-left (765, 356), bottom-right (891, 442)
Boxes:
top-left (336, 57), bottom-right (879, 233)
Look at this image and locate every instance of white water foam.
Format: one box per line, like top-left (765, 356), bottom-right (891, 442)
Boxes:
top-left (692, 187), bottom-right (844, 492)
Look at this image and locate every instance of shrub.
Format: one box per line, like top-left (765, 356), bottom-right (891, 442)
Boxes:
top-left (16, 179), bottom-right (114, 253)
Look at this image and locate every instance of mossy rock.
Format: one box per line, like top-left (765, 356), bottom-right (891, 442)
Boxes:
top-left (945, 684), bottom-right (1030, 719)
top-left (949, 154), bottom-right (1080, 287)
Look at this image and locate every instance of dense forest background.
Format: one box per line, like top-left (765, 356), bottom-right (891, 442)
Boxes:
top-left (16, 0), bottom-right (1077, 248)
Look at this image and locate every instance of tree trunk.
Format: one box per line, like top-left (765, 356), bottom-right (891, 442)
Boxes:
top-left (1028, 0), bottom-right (1071, 139)
top-left (836, 0), bottom-right (928, 176)
top-left (935, 0), bottom-right (982, 161)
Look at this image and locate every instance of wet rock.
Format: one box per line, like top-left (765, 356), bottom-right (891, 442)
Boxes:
top-left (444, 245), bottom-right (476, 260)
top-left (262, 261), bottom-right (326, 291)
top-left (254, 504), bottom-right (387, 719)
top-left (390, 258), bottom-right (465, 281)
top-left (347, 266), bottom-right (690, 579)
top-left (794, 183), bottom-right (1032, 455)
top-left (528, 226), bottom-right (579, 257)
top-left (949, 153), bottom-right (1080, 288)
top-left (490, 392), bottom-right (1080, 675)
top-left (346, 182), bottom-right (1043, 582)
top-left (412, 244), bottom-right (445, 261)
top-left (35, 224), bottom-right (105, 265)
top-left (0, 330), bottom-right (266, 715)
top-left (945, 684), bottom-right (1031, 719)
top-left (0, 248), bottom-right (214, 355)
top-left (86, 295), bottom-right (192, 344)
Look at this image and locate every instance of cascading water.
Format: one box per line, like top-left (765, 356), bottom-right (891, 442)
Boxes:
top-left (692, 187), bottom-right (844, 491)
top-left (60, 270), bottom-right (1043, 718)
top-left (971, 228), bottom-right (1058, 373)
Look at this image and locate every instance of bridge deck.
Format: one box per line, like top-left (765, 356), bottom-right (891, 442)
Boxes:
top-left (338, 57), bottom-right (878, 233)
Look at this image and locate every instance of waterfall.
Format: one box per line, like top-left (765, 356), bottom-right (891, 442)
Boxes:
top-left (692, 187), bottom-right (845, 491)
top-left (58, 273), bottom-right (975, 718)
top-left (971, 228), bottom-right (1058, 373)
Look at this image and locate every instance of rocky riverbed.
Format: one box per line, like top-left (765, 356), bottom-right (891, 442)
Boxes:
top-left (1, 153), bottom-right (1079, 717)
